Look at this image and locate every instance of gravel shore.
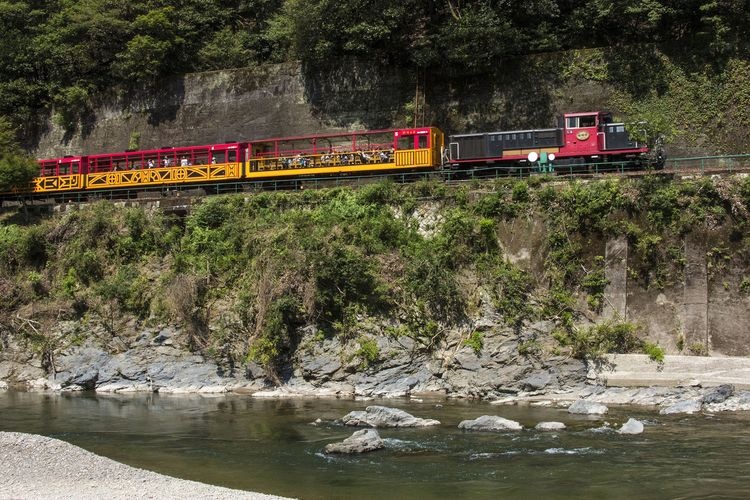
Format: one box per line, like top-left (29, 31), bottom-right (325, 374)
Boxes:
top-left (0, 432), bottom-right (289, 500)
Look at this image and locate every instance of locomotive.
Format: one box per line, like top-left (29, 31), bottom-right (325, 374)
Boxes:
top-left (26, 111), bottom-right (653, 197)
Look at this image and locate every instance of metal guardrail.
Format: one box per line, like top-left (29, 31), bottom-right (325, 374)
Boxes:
top-left (663, 154), bottom-right (750, 173)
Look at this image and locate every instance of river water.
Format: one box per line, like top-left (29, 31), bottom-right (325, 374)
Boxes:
top-left (1, 391), bottom-right (749, 499)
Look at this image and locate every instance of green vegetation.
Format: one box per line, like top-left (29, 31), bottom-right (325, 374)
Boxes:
top-left (2, 174), bottom-right (749, 375)
top-left (0, 1), bottom-right (748, 146)
top-left (644, 342), bottom-right (666, 363)
top-left (463, 331), bottom-right (483, 355)
top-left (355, 337), bottom-right (380, 369)
top-left (0, 117), bottom-right (37, 193)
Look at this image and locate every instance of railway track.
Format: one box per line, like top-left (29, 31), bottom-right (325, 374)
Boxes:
top-left (4, 155), bottom-right (750, 210)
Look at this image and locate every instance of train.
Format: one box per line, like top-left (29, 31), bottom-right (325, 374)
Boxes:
top-left (25, 110), bottom-right (657, 197)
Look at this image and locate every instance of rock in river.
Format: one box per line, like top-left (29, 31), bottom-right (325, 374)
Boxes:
top-left (567, 400), bottom-right (608, 415)
top-left (324, 429), bottom-right (385, 454)
top-left (340, 406), bottom-right (440, 428)
top-left (535, 421), bottom-right (566, 431)
top-left (458, 415), bottom-right (523, 432)
top-left (660, 399), bottom-right (702, 415)
top-left (617, 418), bottom-right (644, 435)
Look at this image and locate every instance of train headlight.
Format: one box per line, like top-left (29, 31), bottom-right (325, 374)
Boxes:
top-left (548, 153), bottom-right (556, 161)
top-left (527, 152), bottom-right (539, 163)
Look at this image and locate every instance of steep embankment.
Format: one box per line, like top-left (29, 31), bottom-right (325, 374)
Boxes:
top-left (2, 175), bottom-right (750, 397)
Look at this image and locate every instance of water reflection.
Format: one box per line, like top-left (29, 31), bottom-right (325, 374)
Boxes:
top-left (1, 391), bottom-right (750, 499)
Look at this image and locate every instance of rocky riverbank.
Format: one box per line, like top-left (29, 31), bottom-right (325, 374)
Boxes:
top-left (0, 432), bottom-right (288, 499)
top-left (0, 319), bottom-right (587, 398)
top-left (2, 328), bottom-right (750, 416)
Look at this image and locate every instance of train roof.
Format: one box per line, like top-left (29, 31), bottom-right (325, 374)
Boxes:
top-left (247, 128), bottom-right (402, 143)
top-left (86, 141), bottom-right (243, 158)
top-left (449, 128), bottom-right (559, 138)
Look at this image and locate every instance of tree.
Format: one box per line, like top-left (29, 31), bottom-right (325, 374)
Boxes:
top-left (0, 116), bottom-right (37, 194)
top-left (0, 115), bottom-right (18, 155)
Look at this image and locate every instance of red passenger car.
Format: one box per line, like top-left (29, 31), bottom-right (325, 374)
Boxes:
top-left (35, 156), bottom-right (87, 192)
top-left (245, 127), bottom-right (443, 178)
top-left (85, 142), bottom-right (244, 190)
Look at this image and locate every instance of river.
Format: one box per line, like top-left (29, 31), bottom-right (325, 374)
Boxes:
top-left (1, 391), bottom-right (749, 499)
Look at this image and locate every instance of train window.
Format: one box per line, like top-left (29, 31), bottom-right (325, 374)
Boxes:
top-left (228, 150), bottom-right (236, 162)
top-left (71, 162), bottom-right (79, 174)
top-left (194, 153), bottom-right (208, 165)
top-left (397, 135), bottom-right (413, 150)
top-left (579, 115), bottom-right (596, 127)
top-left (418, 135), bottom-right (428, 149)
top-left (40, 163), bottom-right (54, 176)
top-left (59, 163), bottom-right (69, 175)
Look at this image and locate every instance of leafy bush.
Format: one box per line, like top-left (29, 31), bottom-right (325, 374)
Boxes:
top-left (581, 258), bottom-right (609, 312)
top-left (567, 321), bottom-right (643, 359)
top-left (248, 295), bottom-right (304, 375)
top-left (355, 336), bottom-right (379, 368)
top-left (643, 342), bottom-right (665, 363)
top-left (481, 256), bottom-right (535, 328)
top-left (463, 331), bottom-right (483, 355)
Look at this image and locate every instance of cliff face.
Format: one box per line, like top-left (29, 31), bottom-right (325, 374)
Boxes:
top-left (31, 48), bottom-right (750, 160)
top-left (32, 59), bottom-right (615, 159)
top-left (33, 62), bottom-right (420, 159)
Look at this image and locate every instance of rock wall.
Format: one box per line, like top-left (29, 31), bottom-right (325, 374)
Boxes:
top-left (601, 234), bottom-right (750, 357)
top-left (32, 61), bottom-right (615, 159)
top-left (35, 64), bottom-right (348, 158)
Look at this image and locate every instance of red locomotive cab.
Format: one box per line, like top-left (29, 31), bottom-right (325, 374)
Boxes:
top-left (562, 112), bottom-right (603, 156)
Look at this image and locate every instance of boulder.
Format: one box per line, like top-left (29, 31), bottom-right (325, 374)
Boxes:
top-left (660, 399), bottom-right (702, 415)
top-left (521, 371), bottom-right (553, 391)
top-left (535, 421), bottom-right (566, 431)
top-left (340, 406), bottom-right (440, 428)
top-left (617, 418), bottom-right (644, 435)
top-left (567, 399), bottom-right (609, 415)
top-left (458, 415), bottom-right (523, 432)
top-left (702, 384), bottom-right (735, 404)
top-left (324, 429), bottom-right (385, 454)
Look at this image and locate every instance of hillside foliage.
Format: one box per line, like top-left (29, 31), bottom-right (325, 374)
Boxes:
top-left (0, 1), bottom-right (748, 142)
top-left (2, 176), bottom-right (750, 374)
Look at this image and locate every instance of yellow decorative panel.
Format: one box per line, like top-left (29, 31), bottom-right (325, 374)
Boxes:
top-left (395, 149), bottom-right (431, 168)
top-left (33, 175), bottom-right (83, 193)
top-left (86, 163), bottom-right (242, 190)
